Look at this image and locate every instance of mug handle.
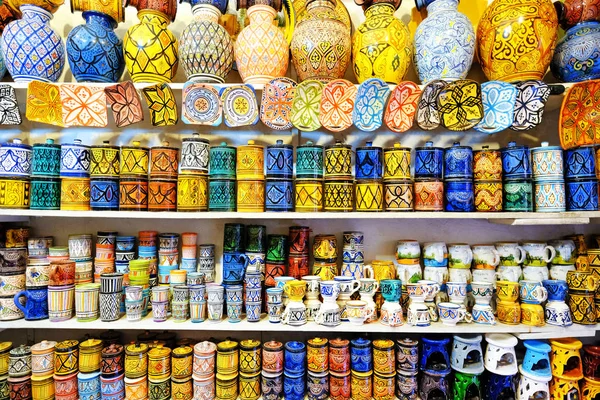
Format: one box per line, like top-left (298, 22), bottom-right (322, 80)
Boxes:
top-left (430, 283), bottom-right (441, 296)
top-left (465, 248), bottom-right (473, 266)
top-left (545, 246), bottom-right (557, 263)
top-left (363, 306), bottom-right (374, 321)
top-left (491, 249), bottom-right (500, 267)
top-left (435, 249), bottom-right (444, 263)
top-left (516, 246), bottom-right (527, 264)
top-left (457, 308), bottom-right (467, 323)
top-left (372, 280), bottom-right (380, 293)
top-left (314, 310), bottom-right (324, 325)
top-left (463, 311), bottom-right (473, 323)
top-left (281, 308), bottom-right (290, 325)
top-left (363, 265), bottom-right (374, 279)
top-left (13, 291), bottom-right (27, 314)
top-left (537, 287), bottom-right (548, 302)
top-left (350, 280), bottom-right (360, 295)
top-left (241, 255), bottom-right (249, 278)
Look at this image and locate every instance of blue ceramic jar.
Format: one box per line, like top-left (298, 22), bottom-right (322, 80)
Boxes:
top-left (566, 179), bottom-right (599, 211)
top-left (0, 139), bottom-right (32, 178)
top-left (501, 141), bottom-right (531, 180)
top-left (262, 372), bottom-right (283, 400)
top-left (208, 179), bottom-right (236, 211)
top-left (13, 287), bottom-right (48, 320)
top-left (356, 141), bottom-right (383, 180)
top-left (61, 139), bottom-right (91, 178)
top-left (552, 21), bottom-right (600, 83)
top-left (415, 142), bottom-right (443, 179)
top-left (283, 372), bottom-right (305, 400)
top-left (209, 142), bottom-right (236, 179)
top-left (90, 178), bottom-right (119, 210)
top-left (306, 371), bottom-right (328, 400)
top-left (284, 342), bottom-right (306, 376)
top-left (266, 140), bottom-right (293, 179)
top-left (30, 178), bottom-right (61, 210)
top-left (350, 338), bottom-right (372, 373)
top-left (444, 142), bottom-right (473, 180)
top-left (32, 139), bottom-right (61, 177)
top-left (222, 252), bottom-right (248, 285)
top-left (420, 337), bottom-right (450, 375)
top-left (531, 142), bottom-right (563, 181)
top-left (534, 181), bottom-right (566, 212)
top-left (265, 180), bottom-right (293, 212)
top-left (565, 146), bottom-right (596, 180)
top-left (66, 11), bottom-right (124, 83)
top-left (78, 371), bottom-right (101, 400)
top-left (445, 180), bottom-right (474, 212)
top-left (296, 142), bottom-right (324, 180)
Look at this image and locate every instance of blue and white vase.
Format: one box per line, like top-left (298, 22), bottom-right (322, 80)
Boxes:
top-left (413, 0), bottom-right (475, 84)
top-left (1, 4), bottom-right (65, 82)
top-left (66, 11), bottom-right (124, 83)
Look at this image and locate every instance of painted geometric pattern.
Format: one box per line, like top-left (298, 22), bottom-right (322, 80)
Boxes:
top-left (353, 78), bottom-right (390, 132)
top-left (560, 80), bottom-right (600, 149)
top-left (475, 81), bottom-right (517, 134)
top-left (142, 83), bottom-right (178, 126)
top-left (319, 79), bottom-right (357, 132)
top-left (26, 81), bottom-right (64, 126)
top-left (105, 81), bottom-right (144, 127)
top-left (260, 77), bottom-right (297, 130)
top-left (60, 84), bottom-right (108, 127)
top-left (385, 82), bottom-right (421, 133)
top-left (182, 82), bottom-right (222, 125)
top-left (0, 85), bottom-right (21, 125)
top-left (220, 84), bottom-right (259, 127)
top-left (291, 79), bottom-right (323, 131)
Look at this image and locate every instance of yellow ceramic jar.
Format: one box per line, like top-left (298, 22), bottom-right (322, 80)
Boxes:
top-left (295, 179), bottom-right (324, 212)
top-left (372, 339), bottom-right (394, 375)
top-left (550, 338), bottom-right (583, 380)
top-left (239, 340), bottom-right (261, 375)
top-left (0, 342), bottom-right (11, 376)
top-left (384, 143), bottom-right (411, 181)
top-left (239, 371), bottom-right (261, 400)
top-left (216, 340), bottom-right (239, 376)
top-left (120, 141), bottom-right (149, 177)
top-left (125, 342), bottom-right (149, 379)
top-left (79, 338), bottom-right (103, 373)
top-left (355, 180), bottom-right (384, 211)
top-left (520, 303), bottom-right (545, 326)
top-left (307, 338), bottom-right (328, 373)
top-left (351, 370), bottom-right (373, 400)
top-left (31, 374), bottom-right (54, 400)
top-left (54, 340), bottom-right (79, 376)
top-left (0, 178), bottom-right (30, 209)
top-left (148, 344), bottom-right (171, 380)
top-left (237, 140), bottom-right (264, 180)
top-left (324, 180), bottom-right (354, 212)
top-left (60, 178), bottom-right (90, 211)
top-left (236, 180), bottom-right (265, 212)
top-left (172, 345), bottom-right (193, 379)
top-left (171, 376), bottom-right (193, 399)
top-left (177, 174), bottom-right (208, 212)
top-left (216, 372), bottom-right (238, 400)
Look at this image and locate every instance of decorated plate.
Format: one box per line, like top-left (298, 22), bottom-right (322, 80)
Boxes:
top-left (474, 81), bottom-right (517, 134)
top-left (384, 81), bottom-right (421, 133)
top-left (437, 79), bottom-right (483, 131)
top-left (182, 82), bottom-right (222, 126)
top-left (559, 80), bottom-right (600, 149)
top-left (416, 79), bottom-right (447, 130)
top-left (291, 79), bottom-right (323, 131)
top-left (319, 79), bottom-right (357, 132)
top-left (260, 77), bottom-right (297, 130)
top-left (353, 78), bottom-right (390, 132)
top-left (220, 84), bottom-right (259, 128)
top-left (510, 80), bottom-right (550, 131)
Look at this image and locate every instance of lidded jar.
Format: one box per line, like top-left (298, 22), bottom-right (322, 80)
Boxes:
top-left (8, 345), bottom-right (31, 378)
top-left (193, 340), bottom-right (217, 378)
top-left (172, 345), bottom-right (193, 379)
top-left (54, 340), bottom-right (79, 376)
top-left (125, 342), bottom-right (149, 379)
top-left (101, 343), bottom-right (124, 377)
top-left (79, 338), bottom-right (103, 373)
top-left (240, 339), bottom-right (262, 375)
top-left (148, 344), bottom-right (171, 380)
top-left (0, 342), bottom-right (12, 376)
top-left (262, 341), bottom-right (284, 374)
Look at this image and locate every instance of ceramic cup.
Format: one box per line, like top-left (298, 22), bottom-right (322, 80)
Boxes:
top-left (334, 276), bottom-right (360, 296)
top-left (341, 263), bottom-right (365, 280)
top-left (405, 283), bottom-right (427, 301)
top-left (550, 264), bottom-right (576, 281)
top-left (396, 264), bottom-right (422, 284)
top-left (363, 260), bottom-right (396, 281)
top-left (422, 242), bottom-right (447, 267)
top-left (315, 302), bottom-right (341, 327)
top-left (267, 302), bottom-right (282, 323)
top-left (417, 280), bottom-right (440, 302)
top-left (520, 303), bottom-right (545, 326)
top-left (345, 300), bottom-right (373, 326)
top-left (396, 240), bottom-right (421, 264)
top-left (448, 268), bottom-right (472, 284)
top-left (519, 280), bottom-right (548, 304)
top-left (497, 281), bottom-right (519, 302)
top-left (496, 300), bottom-right (521, 325)
top-left (437, 302), bottom-right (469, 326)
top-left (542, 279), bottom-right (568, 302)
top-left (522, 266), bottom-right (550, 282)
top-left (266, 288), bottom-right (283, 304)
top-left (319, 281), bottom-right (340, 301)
top-left (495, 242), bottom-right (526, 266)
top-left (471, 269), bottom-right (498, 286)
top-left (549, 240), bottom-right (577, 265)
top-left (497, 266), bottom-right (522, 282)
top-left (14, 287), bottom-right (48, 320)
top-left (471, 245), bottom-right (500, 270)
top-left (545, 300), bottom-right (572, 327)
top-left (423, 267), bottom-right (448, 285)
top-left (358, 279), bottom-right (379, 296)
top-left (446, 282), bottom-right (467, 303)
top-left (301, 276), bottom-right (321, 298)
top-left (407, 302), bottom-right (430, 326)
top-left (448, 244), bottom-right (473, 269)
top-left (522, 242), bottom-right (556, 266)
top-left (471, 282), bottom-right (494, 304)
top-left (281, 302), bottom-right (306, 326)
top-left (566, 271), bottom-right (599, 292)
top-left (471, 303), bottom-right (496, 325)
top-left (380, 301), bottom-right (403, 327)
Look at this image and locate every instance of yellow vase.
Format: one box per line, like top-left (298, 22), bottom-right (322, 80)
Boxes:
top-left (352, 3), bottom-right (411, 84)
top-left (123, 9), bottom-right (179, 83)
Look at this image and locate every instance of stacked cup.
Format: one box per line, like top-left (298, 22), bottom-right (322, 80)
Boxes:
top-left (244, 270), bottom-right (262, 323)
top-left (245, 225), bottom-right (266, 280)
top-left (68, 234), bottom-right (93, 285)
top-left (198, 244), bottom-right (216, 283)
top-left (265, 140), bottom-right (294, 212)
top-left (266, 287), bottom-right (283, 323)
top-left (288, 226), bottom-right (309, 280)
top-left (100, 344), bottom-right (125, 399)
top-left (125, 285), bottom-right (144, 322)
top-left (373, 339), bottom-right (395, 400)
top-left (172, 285), bottom-right (189, 322)
top-left (124, 342), bottom-right (149, 399)
top-left (207, 284), bottom-right (224, 323)
top-left (396, 339), bottom-right (419, 400)
top-left (78, 338), bottom-right (103, 400)
top-left (341, 231), bottom-right (364, 280)
top-left (95, 231), bottom-right (117, 281)
top-left (265, 235), bottom-right (287, 287)
top-left (47, 260), bottom-right (76, 322)
top-left (31, 138), bottom-right (61, 211)
top-left (216, 340), bottom-right (239, 400)
top-left (473, 146), bottom-right (503, 212)
top-left (178, 133), bottom-right (209, 212)
top-left (444, 142), bottom-right (474, 212)
top-left (158, 233), bottom-right (179, 284)
top-left (30, 340), bottom-right (56, 399)
top-left (379, 279), bottom-right (402, 326)
top-left (312, 234), bottom-right (337, 282)
top-left (565, 146), bottom-right (599, 211)
top-left (355, 141), bottom-right (383, 212)
top-left (532, 142), bottom-right (565, 212)
top-left (115, 236), bottom-right (136, 279)
top-left (138, 231), bottom-right (158, 284)
top-left (225, 284), bottom-right (243, 323)
top-left (501, 141), bottom-right (533, 212)
top-left (74, 282), bottom-right (100, 322)
top-left (151, 285), bottom-right (169, 322)
top-left (99, 273), bottom-right (123, 322)
top-left (284, 342), bottom-right (306, 400)
top-left (128, 259), bottom-right (150, 317)
top-left (223, 223), bottom-right (246, 287)
top-left (542, 279), bottom-right (572, 327)
top-left (181, 233), bottom-right (198, 274)
top-left (189, 283), bottom-right (206, 323)
top-left (496, 279), bottom-right (521, 325)
top-left (262, 341), bottom-right (284, 399)
top-left (193, 341), bottom-right (216, 398)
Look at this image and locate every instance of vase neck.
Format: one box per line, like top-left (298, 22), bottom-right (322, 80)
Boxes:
top-left (306, 0), bottom-right (335, 12)
top-left (192, 4), bottom-right (221, 22)
top-left (247, 4), bottom-right (276, 25)
top-left (83, 11), bottom-right (117, 29)
top-left (20, 4), bottom-right (52, 23)
top-left (427, 0), bottom-right (458, 13)
top-left (138, 9), bottom-right (169, 25)
top-left (365, 2), bottom-right (395, 18)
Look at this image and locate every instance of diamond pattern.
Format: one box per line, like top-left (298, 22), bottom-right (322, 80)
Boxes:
top-left (60, 84), bottom-right (108, 127)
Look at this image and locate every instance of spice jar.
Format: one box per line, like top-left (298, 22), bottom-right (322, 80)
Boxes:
top-left (148, 345), bottom-right (171, 381)
top-left (31, 373), bottom-right (54, 400)
top-left (193, 341), bottom-right (216, 378)
top-left (239, 340), bottom-right (261, 375)
top-left (262, 341), bottom-right (284, 374)
top-left (307, 338), bottom-right (329, 373)
top-left (101, 344), bottom-right (124, 377)
top-left (125, 342), bottom-right (149, 379)
top-left (373, 339), bottom-right (395, 375)
top-left (329, 338), bottom-right (350, 374)
top-left (79, 338), bottom-right (103, 373)
top-left (0, 342), bottom-right (12, 376)
top-left (31, 340), bottom-right (56, 377)
top-left (217, 340), bottom-right (239, 376)
top-left (172, 345), bottom-right (193, 379)
top-left (8, 345), bottom-right (31, 378)
top-left (54, 340), bottom-right (79, 376)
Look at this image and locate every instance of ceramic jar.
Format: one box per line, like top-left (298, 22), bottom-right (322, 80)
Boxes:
top-left (478, 0), bottom-right (559, 82)
top-left (413, 0), bottom-right (475, 84)
top-left (66, 11), bottom-right (124, 83)
top-left (179, 4), bottom-right (233, 83)
top-left (1, 4), bottom-right (65, 82)
top-left (291, 0), bottom-right (351, 81)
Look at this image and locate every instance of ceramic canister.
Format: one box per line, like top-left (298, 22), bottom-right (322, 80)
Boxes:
top-left (355, 180), bottom-right (384, 211)
top-left (79, 338), bottom-right (103, 373)
top-left (535, 181), bottom-right (566, 212)
top-left (240, 340), bottom-right (262, 375)
top-left (566, 146), bottom-right (596, 180)
top-left (208, 179), bottom-right (236, 211)
top-left (120, 141), bottom-right (149, 177)
top-left (209, 142), bottom-right (236, 179)
top-left (8, 375), bottom-right (31, 400)
top-left (415, 141), bottom-right (443, 179)
top-left (32, 138), bottom-right (61, 177)
top-left (0, 247), bottom-right (27, 275)
top-left (30, 177), bottom-right (60, 210)
top-left (60, 139), bottom-right (91, 178)
top-left (90, 141), bottom-right (120, 178)
top-left (237, 140), bottom-right (264, 180)
top-left (444, 142), bottom-right (473, 180)
top-left (54, 340), bottom-right (79, 376)
top-left (150, 142), bottom-right (178, 179)
top-left (501, 141), bottom-right (531, 180)
top-left (0, 178), bottom-right (30, 209)
top-left (31, 374), bottom-right (54, 400)
top-left (266, 140), bottom-right (293, 179)
top-left (101, 344), bottom-right (124, 377)
top-left (262, 341), bottom-right (283, 374)
top-left (325, 141), bottom-right (352, 179)
top-left (473, 146), bottom-right (502, 181)
top-left (414, 180), bottom-right (444, 211)
top-left (567, 179), bottom-right (599, 211)
top-left (119, 177), bottom-right (148, 210)
top-left (474, 181), bottom-right (503, 212)
top-left (324, 180), bottom-right (354, 212)
top-left (384, 143), bottom-right (411, 181)
top-left (90, 178), bottom-right (119, 210)
top-left (148, 178), bottom-right (177, 211)
top-left (148, 345), bottom-right (171, 380)
top-left (180, 133), bottom-right (210, 174)
top-left (125, 342), bottom-right (149, 379)
top-left (31, 340), bottom-right (56, 376)
top-left (0, 139), bottom-right (32, 178)
top-left (384, 180), bottom-right (413, 211)
top-left (0, 342), bottom-right (11, 376)
top-left (8, 345), bottom-right (31, 378)
top-left (237, 180), bottom-right (265, 212)
top-left (504, 180), bottom-right (534, 212)
top-left (75, 283), bottom-right (101, 322)
top-left (295, 180), bottom-right (324, 212)
top-left (217, 340), bottom-right (239, 376)
top-left (60, 177), bottom-right (91, 210)
top-left (356, 142), bottom-right (383, 180)
top-left (177, 174), bottom-right (208, 211)
top-left (172, 345), bottom-right (193, 379)
top-left (445, 180), bottom-right (474, 212)
top-left (532, 142), bottom-right (563, 181)
top-left (306, 338), bottom-right (328, 374)
top-left (265, 179), bottom-right (294, 212)
top-left (296, 141), bottom-right (324, 179)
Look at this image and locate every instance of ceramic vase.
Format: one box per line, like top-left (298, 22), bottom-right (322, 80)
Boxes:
top-left (179, 4), bottom-right (233, 83)
top-left (478, 0), bottom-right (559, 82)
top-left (123, 7), bottom-right (178, 83)
top-left (291, 0), bottom-right (351, 81)
top-left (235, 4), bottom-right (289, 85)
top-left (66, 11), bottom-right (124, 83)
top-left (1, 4), bottom-right (65, 82)
top-left (413, 0), bottom-right (475, 84)
top-left (352, 2), bottom-right (411, 84)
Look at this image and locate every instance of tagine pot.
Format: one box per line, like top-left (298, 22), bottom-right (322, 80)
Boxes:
top-left (478, 0), bottom-right (559, 82)
top-left (413, 0), bottom-right (475, 84)
top-left (66, 11), bottom-right (124, 83)
top-left (352, 2), bottom-right (411, 84)
top-left (551, 0), bottom-right (600, 82)
top-left (291, 0), bottom-right (351, 81)
top-left (235, 4), bottom-right (289, 85)
top-left (1, 4), bottom-right (65, 82)
top-left (70, 0), bottom-right (125, 23)
top-left (179, 4), bottom-right (233, 83)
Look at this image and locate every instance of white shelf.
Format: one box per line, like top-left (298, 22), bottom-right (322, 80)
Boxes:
top-left (5, 82), bottom-right (265, 91)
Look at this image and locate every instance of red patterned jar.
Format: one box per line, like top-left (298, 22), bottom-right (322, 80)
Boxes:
top-left (54, 371), bottom-right (78, 400)
top-left (330, 371), bottom-right (351, 400)
top-left (262, 341), bottom-right (283, 374)
top-left (413, 180), bottom-right (443, 211)
top-left (329, 338), bottom-right (350, 374)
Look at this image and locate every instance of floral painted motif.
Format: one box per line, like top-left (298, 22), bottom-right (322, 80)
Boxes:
top-left (60, 84), bottom-right (108, 127)
top-left (220, 84), bottom-right (259, 128)
top-left (26, 81), bottom-right (64, 126)
top-left (142, 83), bottom-right (178, 126)
top-left (560, 80), bottom-right (600, 149)
top-left (182, 82), bottom-right (222, 126)
top-left (319, 79), bottom-right (357, 132)
top-left (291, 79), bottom-right (323, 132)
top-left (437, 80), bottom-right (483, 131)
top-left (352, 78), bottom-right (390, 132)
top-left (104, 81), bottom-right (144, 127)
top-left (474, 81), bottom-right (517, 134)
top-left (260, 77), bottom-right (297, 130)
top-left (511, 80), bottom-right (550, 131)
top-left (0, 85), bottom-right (21, 125)
top-left (384, 82), bottom-right (421, 133)
top-left (416, 80), bottom-right (447, 130)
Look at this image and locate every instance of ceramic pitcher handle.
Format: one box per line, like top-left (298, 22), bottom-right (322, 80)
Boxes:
top-left (545, 246), bottom-right (556, 263)
top-left (314, 310), bottom-right (324, 325)
top-left (364, 265), bottom-right (374, 279)
top-left (350, 280), bottom-right (360, 295)
top-left (491, 249), bottom-right (500, 267)
top-left (13, 291), bottom-right (27, 314)
top-left (516, 246), bottom-right (527, 264)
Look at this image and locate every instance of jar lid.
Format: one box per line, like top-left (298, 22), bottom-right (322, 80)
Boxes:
top-left (9, 345), bottom-right (30, 357)
top-left (125, 342), bottom-right (149, 355)
top-left (307, 338), bottom-right (328, 348)
top-left (34, 138), bottom-right (60, 148)
top-left (56, 340), bottom-right (79, 352)
top-left (532, 141), bottom-right (561, 151)
top-left (329, 338), bottom-right (349, 348)
top-left (31, 341), bottom-right (57, 354)
top-left (385, 142), bottom-right (410, 151)
top-left (183, 133), bottom-right (209, 144)
top-left (447, 141), bottom-right (472, 151)
top-left (549, 338), bottom-right (582, 350)
top-left (173, 346), bottom-right (193, 358)
top-left (68, 139), bottom-right (90, 148)
top-left (416, 141), bottom-right (442, 151)
top-left (0, 342), bottom-right (12, 354)
top-left (101, 344), bottom-right (124, 357)
top-left (194, 341), bottom-right (217, 355)
top-left (351, 338), bottom-right (371, 348)
top-left (151, 141), bottom-right (178, 151)
top-left (212, 142), bottom-right (235, 149)
top-left (267, 139), bottom-right (292, 150)
top-left (148, 344), bottom-right (171, 358)
top-left (373, 339), bottom-right (394, 350)
top-left (3, 138), bottom-right (31, 149)
top-left (80, 338), bottom-right (103, 351)
top-left (326, 140), bottom-right (351, 150)
top-left (284, 341), bottom-right (305, 352)
top-left (502, 141), bottom-right (528, 151)
top-left (262, 341), bottom-right (283, 352)
top-left (351, 370), bottom-right (373, 377)
top-left (217, 340), bottom-right (239, 352)
top-left (243, 139), bottom-right (263, 149)
top-left (93, 140), bottom-right (119, 150)
top-left (240, 340), bottom-right (261, 351)
top-left (298, 141), bottom-right (323, 150)
top-left (122, 141), bottom-right (149, 151)
top-left (357, 141), bottom-right (381, 151)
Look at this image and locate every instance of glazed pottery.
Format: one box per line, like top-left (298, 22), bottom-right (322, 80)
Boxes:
top-left (26, 81), bottom-right (64, 126)
top-left (474, 81), bottom-right (517, 134)
top-left (511, 80), bottom-right (551, 131)
top-left (352, 2), bottom-right (411, 84)
top-left (437, 79), bottom-right (483, 131)
top-left (142, 83), bottom-right (178, 125)
top-left (103, 80), bottom-right (144, 126)
top-left (319, 79), bottom-right (357, 132)
top-left (260, 77), bottom-right (297, 130)
top-left (384, 82), bottom-right (421, 132)
top-left (478, 0), bottom-right (559, 82)
top-left (567, 179), bottom-right (599, 210)
top-left (414, 141), bottom-right (443, 179)
top-left (60, 84), bottom-right (108, 127)
top-left (291, 79), bottom-right (323, 131)
top-left (565, 145), bottom-right (596, 179)
top-left (474, 147), bottom-right (503, 181)
top-left (182, 82), bottom-right (222, 125)
top-left (235, 4), bottom-right (289, 85)
top-left (66, 11), bottom-right (124, 83)
top-left (353, 78), bottom-right (390, 131)
top-left (291, 0), bottom-right (351, 80)
top-left (1, 4), bottom-right (65, 82)
top-left (0, 85), bottom-right (19, 125)
top-left (413, 0), bottom-right (475, 84)
top-left (179, 4), bottom-right (233, 83)
top-left (220, 84), bottom-right (259, 128)
top-left (560, 80), bottom-right (600, 149)
top-left (13, 287), bottom-right (48, 320)
top-left (416, 80), bottom-right (447, 130)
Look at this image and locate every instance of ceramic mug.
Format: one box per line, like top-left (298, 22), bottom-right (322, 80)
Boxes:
top-left (417, 280), bottom-right (440, 302)
top-left (520, 303), bottom-right (545, 326)
top-left (437, 302), bottom-right (469, 325)
top-left (405, 283), bottom-right (427, 301)
top-left (471, 245), bottom-right (500, 270)
top-left (314, 302), bottom-right (341, 327)
top-left (341, 263), bottom-right (364, 280)
top-left (396, 240), bottom-right (420, 264)
top-left (319, 280), bottom-right (340, 300)
top-left (423, 267), bottom-right (448, 285)
top-left (550, 264), bottom-right (576, 281)
top-left (545, 300), bottom-right (572, 327)
top-left (471, 270), bottom-right (498, 285)
top-left (0, 274), bottom-right (25, 297)
top-left (522, 242), bottom-right (556, 266)
top-left (407, 302), bottom-right (430, 327)
top-left (364, 260), bottom-right (396, 282)
top-left (542, 279), bottom-right (568, 302)
top-left (25, 264), bottom-right (51, 288)
top-left (448, 244), bottom-right (473, 269)
top-left (345, 300), bottom-right (373, 326)
top-left (549, 240), bottom-right (577, 265)
top-left (471, 303), bottom-right (496, 325)
top-left (359, 279), bottom-right (379, 296)
top-left (334, 276), bottom-right (359, 296)
top-left (446, 282), bottom-right (467, 303)
top-left (281, 303), bottom-right (306, 326)
top-left (379, 301), bottom-right (403, 327)
top-left (519, 280), bottom-right (548, 303)
top-left (448, 268), bottom-right (472, 284)
top-left (522, 266), bottom-right (549, 282)
top-left (495, 242), bottom-right (526, 266)
top-left (284, 280), bottom-right (307, 302)
top-left (0, 297), bottom-right (23, 320)
top-left (396, 264), bottom-right (422, 284)
top-left (422, 242), bottom-right (448, 267)
top-left (496, 300), bottom-right (521, 325)
top-left (497, 281), bottom-right (519, 302)
top-left (471, 282), bottom-right (494, 304)
top-left (497, 265), bottom-right (522, 282)
top-left (566, 271), bottom-right (599, 292)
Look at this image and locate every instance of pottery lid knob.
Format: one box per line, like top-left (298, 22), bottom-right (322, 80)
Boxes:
top-left (133, 141), bottom-right (141, 147)
top-left (453, 141), bottom-right (460, 146)
top-left (394, 143), bottom-right (401, 148)
top-left (220, 142), bottom-right (228, 146)
top-left (508, 141), bottom-right (516, 147)
top-left (162, 141), bottom-right (169, 147)
top-left (306, 141), bottom-right (313, 145)
top-left (425, 141), bottom-right (433, 147)
top-left (541, 141), bottom-right (549, 147)
top-left (481, 145), bottom-right (489, 150)
top-left (193, 133), bottom-right (200, 138)
top-left (248, 140), bottom-right (255, 145)
top-left (12, 138), bottom-right (21, 144)
top-left (103, 140), bottom-right (110, 145)
top-left (74, 139), bottom-right (82, 145)
top-left (366, 141), bottom-right (372, 147)
top-left (45, 138), bottom-right (55, 144)
top-left (276, 139), bottom-right (283, 145)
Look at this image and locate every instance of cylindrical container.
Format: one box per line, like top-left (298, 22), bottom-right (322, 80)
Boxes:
top-left (532, 142), bottom-right (563, 181)
top-left (193, 341), bottom-right (216, 378)
top-left (31, 374), bottom-right (54, 400)
top-left (312, 234), bottom-right (337, 262)
top-left (262, 341), bottom-right (283, 375)
top-left (444, 142), bottom-right (473, 180)
top-left (325, 141), bottom-right (352, 179)
top-left (60, 139), bottom-right (91, 178)
top-left (535, 181), bottom-right (566, 212)
top-left (150, 142), bottom-right (179, 179)
top-left (75, 283), bottom-right (101, 322)
top-left (284, 341), bottom-right (306, 376)
top-left (31, 340), bottom-right (56, 377)
top-left (90, 141), bottom-right (120, 177)
top-left (32, 138), bottom-right (61, 177)
top-left (120, 141), bottom-right (149, 177)
top-left (193, 373), bottom-right (215, 399)
top-left (384, 180), bottom-right (413, 211)
top-left (356, 142), bottom-right (382, 180)
top-left (180, 133), bottom-right (210, 174)
top-left (237, 140), bottom-right (264, 180)
top-left (172, 376), bottom-right (192, 400)
top-left (414, 180), bottom-right (443, 211)
top-left (30, 177), bottom-right (61, 210)
top-left (396, 371), bottom-right (417, 400)
top-left (125, 343), bottom-right (149, 379)
top-left (240, 340), bottom-right (261, 375)
top-left (208, 179), bottom-right (236, 211)
top-left (261, 371), bottom-right (283, 400)
top-left (330, 371), bottom-right (351, 400)
top-left (0, 138), bottom-right (31, 178)
top-left (148, 178), bottom-right (177, 212)
top-left (373, 372), bottom-right (395, 400)
top-left (239, 371), bottom-right (261, 400)
top-left (54, 371), bottom-right (78, 399)
top-left (90, 178), bottom-right (119, 210)
top-left (0, 177), bottom-right (30, 209)
top-left (172, 346), bottom-right (193, 380)
top-left (296, 141), bottom-right (323, 179)
top-left (177, 174), bottom-right (208, 212)
top-left (148, 376), bottom-right (170, 400)
top-left (567, 179), bottom-right (599, 211)
top-left (0, 342), bottom-right (11, 376)
top-left (473, 146), bottom-right (502, 181)
top-left (78, 371), bottom-right (101, 400)
top-left (351, 370), bottom-right (373, 400)
top-left (124, 376), bottom-right (148, 400)
top-left (223, 224), bottom-right (244, 253)
top-left (306, 370), bottom-right (328, 400)
top-left (265, 179), bottom-right (294, 212)
top-left (209, 142), bottom-right (236, 179)
top-left (324, 180), bottom-right (354, 212)
top-left (566, 146), bottom-right (596, 180)
top-left (60, 177), bottom-right (90, 210)
top-left (350, 338), bottom-right (372, 373)
top-left (329, 338), bottom-right (350, 375)
top-left (148, 345), bottom-right (171, 380)
top-left (414, 141), bottom-right (443, 179)
top-left (101, 344), bottom-right (124, 377)
top-left (503, 180), bottom-right (534, 212)
top-left (445, 180), bottom-right (474, 212)
top-left (474, 181), bottom-right (503, 212)
top-left (295, 180), bottom-right (323, 212)
top-left (237, 180), bottom-right (265, 212)
top-left (54, 340), bottom-right (79, 376)
top-left (373, 340), bottom-right (394, 375)
top-left (216, 340), bottom-right (239, 376)
top-left (48, 284), bottom-right (75, 322)
top-left (266, 140), bottom-right (293, 179)
top-left (383, 143), bottom-right (411, 181)
top-left (119, 177), bottom-right (148, 211)
top-left (100, 373), bottom-right (125, 399)
top-left (79, 338), bottom-right (103, 373)
top-left (501, 141), bottom-right (531, 180)
top-left (246, 226), bottom-right (266, 253)
top-left (216, 372), bottom-right (238, 400)
top-left (8, 345), bottom-right (31, 378)
top-left (307, 338), bottom-right (328, 374)
top-left (355, 180), bottom-right (383, 211)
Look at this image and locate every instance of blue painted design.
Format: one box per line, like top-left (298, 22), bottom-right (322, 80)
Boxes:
top-left (78, 371), bottom-right (101, 400)
top-left (380, 279), bottom-right (402, 302)
top-left (284, 372), bottom-right (306, 400)
top-left (1, 4), bottom-right (65, 82)
top-left (32, 139), bottom-right (61, 177)
top-left (551, 21), bottom-right (600, 83)
top-left (225, 284), bottom-right (243, 303)
top-left (415, 141), bottom-right (443, 179)
top-left (14, 287), bottom-right (48, 320)
top-left (445, 180), bottom-right (474, 212)
top-left (542, 280), bottom-right (568, 302)
top-left (66, 11), bottom-right (124, 83)
top-left (475, 81), bottom-right (517, 134)
top-left (180, 0), bottom-right (228, 15)
top-left (60, 140), bottom-right (91, 178)
top-left (511, 80), bottom-right (550, 131)
top-left (284, 341), bottom-right (306, 375)
top-left (501, 141), bottom-right (531, 180)
top-left (355, 141), bottom-right (383, 180)
top-left (246, 302), bottom-right (261, 322)
top-left (413, 0), bottom-right (475, 84)
top-left (262, 372), bottom-right (283, 400)
top-left (100, 375), bottom-right (125, 398)
top-left (444, 142), bottom-right (473, 180)
top-left (521, 340), bottom-right (552, 379)
top-left (265, 180), bottom-right (293, 212)
top-left (266, 140), bottom-right (293, 179)
top-left (306, 371), bottom-right (328, 400)
top-left (222, 252), bottom-right (247, 285)
top-left (352, 78), bottom-right (390, 131)
top-left (226, 302), bottom-right (242, 322)
top-left (421, 337), bottom-right (450, 375)
top-left (245, 288), bottom-right (261, 303)
top-left (0, 139), bottom-right (32, 177)
top-left (90, 178), bottom-right (119, 210)
top-left (350, 338), bottom-right (372, 373)
top-left (481, 371), bottom-right (517, 400)
top-left (566, 179), bottom-right (599, 211)
top-left (534, 181), bottom-right (566, 212)
top-left (565, 146), bottom-right (596, 179)
top-left (0, 49), bottom-right (6, 80)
